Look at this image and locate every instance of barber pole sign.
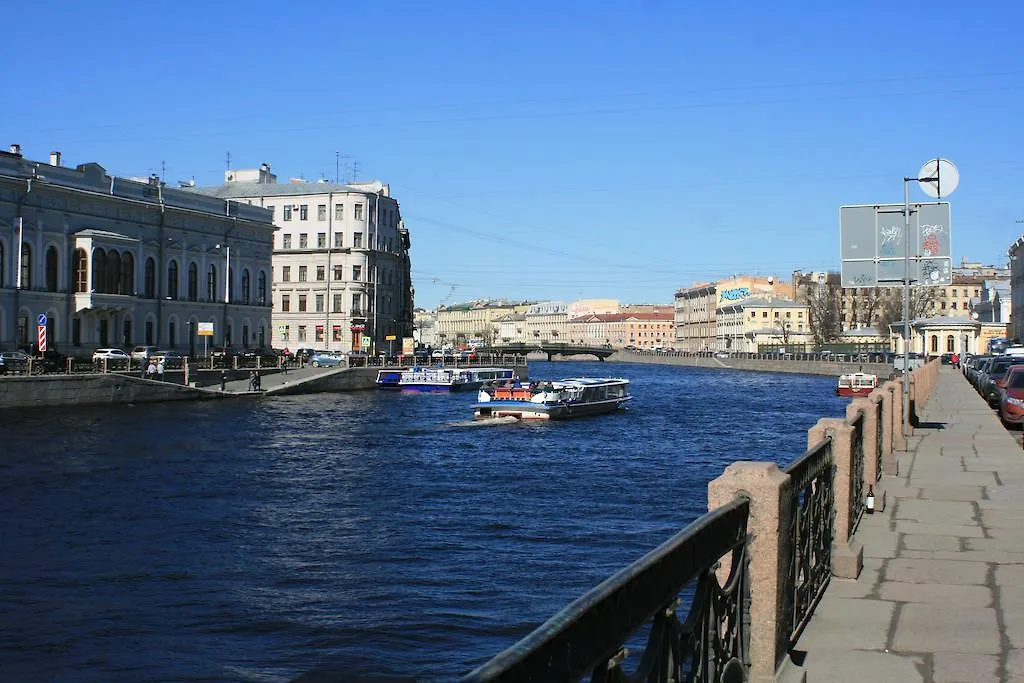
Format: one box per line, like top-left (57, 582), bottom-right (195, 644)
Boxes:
top-left (37, 314), bottom-right (47, 352)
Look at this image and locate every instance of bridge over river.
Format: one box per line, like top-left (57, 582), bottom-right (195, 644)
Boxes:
top-left (484, 342), bottom-right (615, 361)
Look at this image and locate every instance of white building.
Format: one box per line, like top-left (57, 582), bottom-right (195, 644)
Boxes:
top-left (191, 166), bottom-right (412, 354)
top-left (0, 145), bottom-right (274, 355)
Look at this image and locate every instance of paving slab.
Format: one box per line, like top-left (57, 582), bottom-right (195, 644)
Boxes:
top-left (876, 581), bottom-right (992, 607)
top-left (893, 499), bottom-right (977, 525)
top-left (903, 533), bottom-right (962, 552)
top-left (792, 649), bottom-right (924, 682)
top-left (795, 596), bottom-right (894, 651)
top-left (892, 521), bottom-right (985, 538)
top-left (933, 652), bottom-right (1000, 683)
top-left (893, 603), bottom-right (1000, 654)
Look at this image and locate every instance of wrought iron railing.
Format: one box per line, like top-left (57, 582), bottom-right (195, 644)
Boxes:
top-left (875, 399), bottom-right (884, 482)
top-left (463, 497), bottom-right (751, 683)
top-left (782, 438), bottom-right (834, 649)
top-left (849, 411), bottom-right (866, 534)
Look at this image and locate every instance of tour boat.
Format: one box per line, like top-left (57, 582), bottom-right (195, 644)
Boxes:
top-left (376, 366), bottom-right (516, 391)
top-left (836, 372), bottom-right (878, 398)
top-left (473, 377), bottom-right (631, 420)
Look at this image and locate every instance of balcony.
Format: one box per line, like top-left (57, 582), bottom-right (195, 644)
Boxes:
top-left (74, 292), bottom-right (136, 314)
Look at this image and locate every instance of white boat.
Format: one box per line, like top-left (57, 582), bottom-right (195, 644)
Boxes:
top-left (376, 366), bottom-right (516, 391)
top-left (836, 372), bottom-right (878, 398)
top-left (473, 377), bottom-right (631, 420)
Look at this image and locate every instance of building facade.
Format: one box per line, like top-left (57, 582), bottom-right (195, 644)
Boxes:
top-left (716, 297), bottom-right (810, 352)
top-left (435, 301), bottom-right (526, 348)
top-left (675, 275), bottom-right (788, 352)
top-left (567, 311), bottom-right (673, 348)
top-left (0, 146), bottom-right (273, 356)
top-left (192, 167), bottom-right (412, 354)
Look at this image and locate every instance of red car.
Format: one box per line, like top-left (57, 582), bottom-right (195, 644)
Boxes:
top-left (997, 365), bottom-right (1024, 427)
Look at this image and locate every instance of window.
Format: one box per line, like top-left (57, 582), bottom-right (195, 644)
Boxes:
top-left (353, 232), bottom-right (363, 248)
top-left (317, 204), bottom-right (327, 221)
top-left (333, 293), bottom-right (343, 312)
top-left (207, 264), bottom-right (217, 300)
top-left (20, 243), bottom-right (31, 289)
top-left (947, 335), bottom-right (956, 352)
top-left (351, 293), bottom-right (361, 313)
top-left (333, 265), bottom-right (344, 280)
top-left (281, 295), bottom-right (291, 312)
top-left (241, 269), bottom-right (250, 304)
top-left (298, 325), bottom-right (307, 342)
top-left (315, 294), bottom-right (324, 312)
top-left (281, 325), bottom-right (290, 341)
top-left (333, 325), bottom-right (342, 342)
top-left (298, 295), bottom-right (307, 312)
top-left (774, 311), bottom-right (779, 317)
top-left (45, 246), bottom-right (58, 292)
top-left (257, 271), bottom-right (267, 305)
top-left (282, 234), bottom-right (292, 249)
top-left (298, 265), bottom-right (307, 282)
top-left (931, 335), bottom-right (939, 353)
top-left (283, 205), bottom-right (292, 221)
top-left (144, 257), bottom-right (155, 298)
top-left (352, 265), bottom-right (361, 281)
top-left (315, 325), bottom-right (325, 342)
top-left (282, 266), bottom-right (291, 282)
top-left (333, 232), bottom-right (343, 248)
top-left (335, 204), bottom-right (344, 220)
top-left (952, 302), bottom-right (958, 310)
top-left (317, 232), bottom-right (326, 248)
top-left (299, 205), bottom-right (308, 220)
top-left (354, 203), bottom-right (364, 221)
top-left (74, 249), bottom-right (88, 293)
top-left (299, 233), bottom-right (308, 248)
top-left (762, 311), bottom-right (768, 318)
top-left (187, 262), bottom-right (198, 301)
top-left (267, 206), bottom-right (275, 218)
top-left (167, 260), bottom-right (178, 298)
top-left (316, 265), bottom-right (325, 281)
top-left (785, 311), bottom-right (791, 318)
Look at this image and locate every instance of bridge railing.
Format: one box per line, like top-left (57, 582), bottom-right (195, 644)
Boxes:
top-left (463, 498), bottom-right (751, 682)
top-left (465, 359), bottom-right (942, 681)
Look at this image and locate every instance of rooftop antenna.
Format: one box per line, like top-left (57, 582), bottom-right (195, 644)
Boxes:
top-left (225, 151), bottom-right (231, 172)
top-left (161, 160), bottom-right (166, 183)
top-left (351, 161), bottom-right (360, 183)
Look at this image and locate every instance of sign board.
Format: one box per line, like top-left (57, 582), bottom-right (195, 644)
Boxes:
top-left (197, 322), bottom-right (215, 337)
top-left (385, 335), bottom-right (396, 341)
top-left (840, 202), bottom-right (952, 287)
top-left (402, 337), bottom-right (415, 355)
top-left (361, 335), bottom-right (371, 349)
top-left (37, 314), bottom-right (47, 327)
top-left (37, 325), bottom-right (46, 352)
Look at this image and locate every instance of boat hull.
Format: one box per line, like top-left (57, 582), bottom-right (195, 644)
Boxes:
top-left (837, 386), bottom-right (874, 398)
top-left (473, 396), bottom-right (631, 421)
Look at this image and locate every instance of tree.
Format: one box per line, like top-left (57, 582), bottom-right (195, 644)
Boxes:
top-left (876, 286), bottom-right (938, 338)
top-left (808, 285), bottom-right (843, 348)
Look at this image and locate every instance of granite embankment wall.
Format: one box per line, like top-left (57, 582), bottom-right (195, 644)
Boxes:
top-left (267, 364), bottom-right (529, 395)
top-left (607, 351), bottom-right (892, 377)
top-left (0, 373), bottom-right (219, 409)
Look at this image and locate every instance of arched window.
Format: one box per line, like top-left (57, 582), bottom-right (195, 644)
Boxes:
top-left (73, 248), bottom-right (88, 293)
top-left (105, 249), bottom-right (120, 294)
top-left (241, 269), bottom-right (251, 304)
top-left (92, 248), bottom-right (107, 293)
top-left (207, 263), bottom-right (217, 301)
top-left (45, 246), bottom-right (58, 292)
top-left (167, 259), bottom-right (179, 299)
top-left (947, 335), bottom-right (956, 353)
top-left (187, 262), bottom-right (198, 301)
top-left (930, 335), bottom-right (939, 353)
top-left (120, 252), bottom-right (135, 295)
top-left (144, 257), bottom-right (156, 298)
top-left (256, 271), bottom-right (267, 305)
top-left (0, 241), bottom-right (5, 287)
top-left (20, 242), bottom-right (31, 289)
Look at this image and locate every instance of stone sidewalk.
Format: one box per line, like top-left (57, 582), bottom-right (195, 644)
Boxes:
top-left (791, 366), bottom-right (1024, 683)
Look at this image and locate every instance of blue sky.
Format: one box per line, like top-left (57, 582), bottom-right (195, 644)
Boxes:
top-left (5, 2), bottom-right (1022, 308)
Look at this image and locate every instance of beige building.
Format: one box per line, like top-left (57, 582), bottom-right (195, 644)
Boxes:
top-left (0, 146), bottom-right (274, 355)
top-left (525, 301), bottom-right (570, 342)
top-left (675, 275), bottom-right (789, 352)
top-left (716, 297), bottom-right (810, 352)
top-left (435, 301), bottom-right (526, 348)
top-left (568, 311), bottom-right (674, 348)
top-left (192, 166), bottom-right (412, 354)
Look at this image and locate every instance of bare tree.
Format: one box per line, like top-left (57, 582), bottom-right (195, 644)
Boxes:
top-left (809, 285), bottom-right (843, 347)
top-left (876, 286), bottom-right (939, 337)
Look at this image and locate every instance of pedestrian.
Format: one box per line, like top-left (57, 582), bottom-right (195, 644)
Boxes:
top-left (254, 371), bottom-right (261, 392)
top-left (146, 359), bottom-right (157, 380)
top-left (249, 370), bottom-right (258, 392)
top-left (279, 354), bottom-right (289, 375)
top-left (157, 359), bottom-right (165, 382)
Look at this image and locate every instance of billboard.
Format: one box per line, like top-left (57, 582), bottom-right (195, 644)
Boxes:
top-left (840, 202), bottom-right (951, 287)
top-left (197, 322), bottom-right (215, 337)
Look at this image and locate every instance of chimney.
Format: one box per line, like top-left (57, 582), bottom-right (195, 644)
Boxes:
top-left (9, 143), bottom-right (21, 156)
top-left (49, 151), bottom-right (62, 167)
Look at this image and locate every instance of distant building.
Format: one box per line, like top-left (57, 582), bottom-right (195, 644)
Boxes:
top-left (716, 297), bottom-right (810, 353)
top-left (190, 166), bottom-right (412, 354)
top-left (525, 301), bottom-right (569, 342)
top-left (435, 300), bottom-right (528, 347)
top-left (567, 311), bottom-right (673, 349)
top-left (1009, 237), bottom-right (1024, 340)
top-left (0, 145), bottom-right (274, 355)
top-left (675, 275), bottom-right (789, 352)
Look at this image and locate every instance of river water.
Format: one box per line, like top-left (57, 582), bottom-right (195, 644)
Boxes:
top-left (0, 360), bottom-right (848, 681)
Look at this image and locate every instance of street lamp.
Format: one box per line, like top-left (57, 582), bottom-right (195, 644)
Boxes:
top-left (215, 243), bottom-right (231, 303)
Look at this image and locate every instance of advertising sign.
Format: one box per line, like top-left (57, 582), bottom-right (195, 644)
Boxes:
top-left (197, 322), bottom-right (215, 337)
top-left (402, 337), bottom-right (415, 355)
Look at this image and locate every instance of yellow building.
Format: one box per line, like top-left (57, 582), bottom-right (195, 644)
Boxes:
top-left (567, 312), bottom-right (674, 348)
top-left (435, 301), bottom-right (526, 347)
top-left (716, 297), bottom-right (810, 352)
top-left (675, 275), bottom-right (790, 352)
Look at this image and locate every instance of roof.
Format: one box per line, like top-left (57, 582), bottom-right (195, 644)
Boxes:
top-left (568, 312), bottom-right (673, 323)
top-left (187, 181), bottom-right (373, 200)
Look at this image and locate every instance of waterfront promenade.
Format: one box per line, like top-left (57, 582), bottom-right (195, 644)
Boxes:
top-left (790, 366), bottom-right (1024, 682)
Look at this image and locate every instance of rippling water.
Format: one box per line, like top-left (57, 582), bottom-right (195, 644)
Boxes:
top-left (0, 360), bottom-right (847, 681)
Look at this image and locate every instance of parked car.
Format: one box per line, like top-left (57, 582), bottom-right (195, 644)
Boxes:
top-left (981, 357), bottom-right (1018, 407)
top-left (998, 365), bottom-right (1024, 427)
top-left (130, 345), bottom-right (161, 361)
top-left (153, 350), bottom-right (185, 367)
top-left (92, 348), bottom-right (130, 362)
top-left (310, 352), bottom-right (345, 368)
top-left (35, 350), bottom-right (69, 373)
